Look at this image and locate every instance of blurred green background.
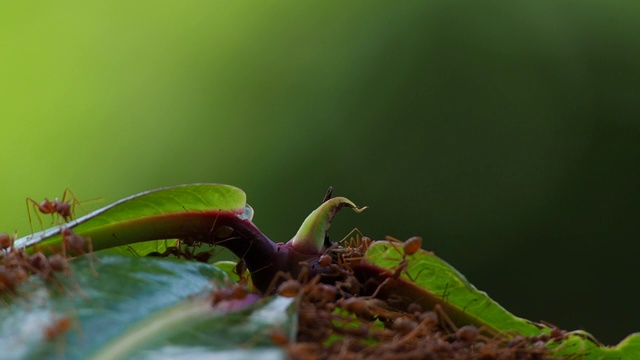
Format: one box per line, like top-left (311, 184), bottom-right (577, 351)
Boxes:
top-left (1, 1), bottom-right (639, 345)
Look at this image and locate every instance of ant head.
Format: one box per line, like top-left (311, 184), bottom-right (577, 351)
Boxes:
top-left (319, 254), bottom-right (332, 267)
top-left (39, 199), bottom-right (56, 212)
top-left (277, 279), bottom-right (301, 297)
top-left (0, 233), bottom-right (12, 250)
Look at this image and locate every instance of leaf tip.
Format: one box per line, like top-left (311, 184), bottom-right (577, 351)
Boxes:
top-left (291, 196), bottom-right (366, 254)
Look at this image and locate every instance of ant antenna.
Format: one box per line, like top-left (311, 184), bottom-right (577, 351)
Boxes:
top-left (322, 186), bottom-right (334, 203)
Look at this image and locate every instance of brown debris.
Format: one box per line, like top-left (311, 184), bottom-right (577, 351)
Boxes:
top-left (270, 235), bottom-right (562, 360)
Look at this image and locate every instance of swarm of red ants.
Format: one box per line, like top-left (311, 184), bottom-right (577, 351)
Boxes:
top-left (1, 190), bottom-right (570, 359)
top-left (269, 235), bottom-right (566, 360)
top-left (1, 189), bottom-right (89, 295)
top-left (208, 233), bottom-right (568, 360)
top-left (0, 190), bottom-right (92, 342)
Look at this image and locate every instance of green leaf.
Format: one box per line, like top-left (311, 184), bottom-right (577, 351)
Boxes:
top-left (213, 260), bottom-right (241, 281)
top-left (365, 240), bottom-right (640, 359)
top-left (0, 255), bottom-right (293, 360)
top-left (365, 241), bottom-right (543, 335)
top-left (14, 184), bottom-right (250, 254)
top-left (291, 197), bottom-right (366, 254)
top-left (92, 293), bottom-right (294, 360)
top-left (1, 255), bottom-right (225, 359)
top-left (546, 331), bottom-right (640, 360)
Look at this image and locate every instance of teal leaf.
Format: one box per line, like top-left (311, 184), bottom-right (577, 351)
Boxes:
top-left (0, 255), bottom-right (294, 360)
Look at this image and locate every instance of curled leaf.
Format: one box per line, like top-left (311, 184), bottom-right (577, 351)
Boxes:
top-left (291, 197), bottom-right (366, 254)
top-left (12, 184), bottom-right (266, 256)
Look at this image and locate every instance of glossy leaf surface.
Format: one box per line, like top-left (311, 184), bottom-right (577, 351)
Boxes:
top-left (13, 184), bottom-right (252, 254)
top-left (0, 255), bottom-right (293, 360)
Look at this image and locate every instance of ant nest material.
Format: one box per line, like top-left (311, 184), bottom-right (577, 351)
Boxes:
top-left (277, 235), bottom-right (558, 360)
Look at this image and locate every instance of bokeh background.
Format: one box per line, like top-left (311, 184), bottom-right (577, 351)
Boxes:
top-left (1, 1), bottom-right (639, 345)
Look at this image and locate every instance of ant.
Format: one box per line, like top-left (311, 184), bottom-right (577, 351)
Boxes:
top-left (233, 258), bottom-right (248, 285)
top-left (319, 254), bottom-right (333, 268)
top-left (277, 279), bottom-right (302, 298)
top-left (368, 236), bottom-right (422, 299)
top-left (0, 265), bottom-right (19, 294)
top-left (42, 312), bottom-right (82, 357)
top-left (336, 296), bottom-right (399, 320)
top-left (270, 328), bottom-right (290, 346)
top-left (44, 315), bottom-right (73, 341)
top-left (324, 228), bottom-right (370, 274)
top-left (209, 281), bottom-right (260, 313)
top-left (60, 227), bottom-right (97, 275)
top-left (61, 228), bottom-right (93, 258)
top-left (26, 188), bottom-right (85, 233)
top-left (1, 232), bottom-right (15, 250)
top-left (147, 243), bottom-right (217, 263)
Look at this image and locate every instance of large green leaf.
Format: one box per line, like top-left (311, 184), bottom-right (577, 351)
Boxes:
top-left (365, 240), bottom-right (640, 359)
top-left (0, 255), bottom-right (293, 360)
top-left (13, 184), bottom-right (252, 254)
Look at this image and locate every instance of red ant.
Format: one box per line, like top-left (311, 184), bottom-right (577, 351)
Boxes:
top-left (26, 189), bottom-right (84, 233)
top-left (1, 232), bottom-right (14, 250)
top-left (326, 228), bottom-right (371, 271)
top-left (60, 227), bottom-right (97, 275)
top-left (147, 242), bottom-right (218, 263)
top-left (61, 228), bottom-right (93, 257)
top-left (368, 236), bottom-right (423, 299)
top-left (44, 315), bottom-right (73, 341)
top-left (43, 312), bottom-right (82, 356)
top-left (233, 258), bottom-right (248, 285)
top-left (319, 254), bottom-right (333, 268)
top-left (277, 279), bottom-right (302, 298)
top-left (270, 328), bottom-right (290, 346)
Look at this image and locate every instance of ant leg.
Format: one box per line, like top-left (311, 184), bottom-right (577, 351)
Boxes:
top-left (25, 198), bottom-right (46, 233)
top-left (368, 277), bottom-right (391, 300)
top-left (368, 257), bottom-right (410, 300)
top-left (433, 304), bottom-right (458, 334)
top-left (339, 227), bottom-right (365, 246)
top-left (264, 270), bottom-right (294, 295)
top-left (61, 188), bottom-right (87, 220)
top-left (384, 236), bottom-right (405, 256)
top-left (385, 235), bottom-right (403, 243)
top-left (61, 231), bottom-right (68, 260)
top-left (84, 236), bottom-right (99, 276)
